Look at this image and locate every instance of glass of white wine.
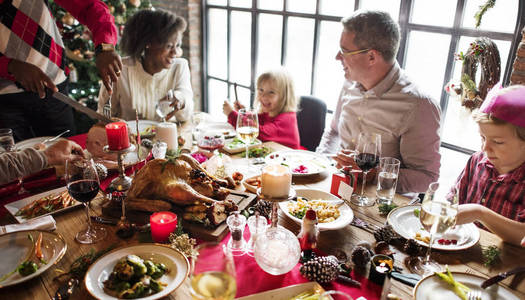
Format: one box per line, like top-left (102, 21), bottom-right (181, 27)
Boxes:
top-left (236, 108), bottom-right (259, 163)
top-left (190, 243), bottom-right (237, 300)
top-left (411, 182), bottom-right (458, 275)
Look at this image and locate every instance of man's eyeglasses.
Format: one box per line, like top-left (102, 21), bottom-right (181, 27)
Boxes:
top-left (339, 48), bottom-right (370, 57)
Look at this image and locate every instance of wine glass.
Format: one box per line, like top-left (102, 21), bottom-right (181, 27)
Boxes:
top-left (410, 182), bottom-right (458, 275)
top-left (235, 108), bottom-right (259, 163)
top-left (156, 90), bottom-right (174, 122)
top-left (350, 132), bottom-right (381, 207)
top-left (65, 158), bottom-right (107, 244)
top-left (190, 243), bottom-right (237, 300)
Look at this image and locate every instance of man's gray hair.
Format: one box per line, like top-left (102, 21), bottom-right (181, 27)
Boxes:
top-left (342, 10), bottom-right (400, 62)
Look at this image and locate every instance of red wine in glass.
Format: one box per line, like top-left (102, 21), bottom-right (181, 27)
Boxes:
top-left (67, 179), bottom-right (100, 203)
top-left (356, 153), bottom-right (380, 172)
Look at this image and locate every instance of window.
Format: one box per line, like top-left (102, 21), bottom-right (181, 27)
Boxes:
top-left (202, 0), bottom-right (524, 184)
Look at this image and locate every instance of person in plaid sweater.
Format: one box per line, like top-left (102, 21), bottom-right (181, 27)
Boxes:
top-left (0, 0), bottom-right (122, 141)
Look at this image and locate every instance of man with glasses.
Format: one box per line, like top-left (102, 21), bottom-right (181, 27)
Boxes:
top-left (317, 10), bottom-right (441, 194)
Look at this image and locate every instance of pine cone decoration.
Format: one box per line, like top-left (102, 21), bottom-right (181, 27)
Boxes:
top-left (403, 238), bottom-right (423, 256)
top-left (254, 200), bottom-right (272, 218)
top-left (94, 163), bottom-right (108, 180)
top-left (350, 246), bottom-right (371, 268)
top-left (373, 224), bottom-right (398, 243)
top-left (300, 256), bottom-right (339, 283)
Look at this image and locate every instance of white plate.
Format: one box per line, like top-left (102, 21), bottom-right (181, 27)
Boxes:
top-left (4, 187), bottom-right (83, 223)
top-left (223, 139), bottom-right (262, 154)
top-left (15, 137), bottom-right (67, 150)
top-left (265, 150), bottom-right (330, 176)
top-left (414, 272), bottom-right (519, 300)
top-left (85, 244), bottom-right (189, 300)
top-left (237, 282), bottom-right (328, 300)
top-left (0, 230), bottom-right (67, 288)
top-left (387, 205), bottom-right (480, 251)
top-left (127, 120), bottom-right (159, 138)
top-left (196, 121), bottom-right (236, 139)
top-left (278, 188), bottom-right (354, 231)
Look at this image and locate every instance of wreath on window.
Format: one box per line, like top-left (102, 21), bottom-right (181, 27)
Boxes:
top-left (445, 37), bottom-right (501, 110)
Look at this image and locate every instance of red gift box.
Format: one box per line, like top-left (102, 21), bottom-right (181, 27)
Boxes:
top-left (330, 168), bottom-right (358, 199)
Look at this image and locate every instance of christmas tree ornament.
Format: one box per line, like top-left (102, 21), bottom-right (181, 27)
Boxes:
top-left (350, 245), bottom-right (371, 268)
top-left (297, 208), bottom-right (319, 262)
top-left (300, 255), bottom-right (339, 283)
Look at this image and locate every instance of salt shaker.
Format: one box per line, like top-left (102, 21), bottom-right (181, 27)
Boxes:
top-left (226, 211), bottom-right (247, 256)
top-left (246, 214), bottom-right (268, 256)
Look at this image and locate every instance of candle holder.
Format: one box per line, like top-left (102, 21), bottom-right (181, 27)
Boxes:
top-left (103, 144), bottom-right (136, 236)
top-left (256, 187), bottom-right (296, 228)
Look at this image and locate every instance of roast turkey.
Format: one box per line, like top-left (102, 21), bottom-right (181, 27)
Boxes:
top-left (127, 154), bottom-right (237, 225)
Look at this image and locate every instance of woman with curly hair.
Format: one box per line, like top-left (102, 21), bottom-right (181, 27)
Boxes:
top-left (98, 9), bottom-right (193, 121)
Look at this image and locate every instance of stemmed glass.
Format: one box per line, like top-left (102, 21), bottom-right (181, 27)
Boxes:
top-left (410, 182), bottom-right (458, 275)
top-left (156, 90), bottom-right (174, 122)
top-left (65, 158), bottom-right (107, 244)
top-left (235, 108), bottom-right (259, 163)
top-left (350, 132), bottom-right (381, 207)
top-left (190, 243), bottom-right (237, 300)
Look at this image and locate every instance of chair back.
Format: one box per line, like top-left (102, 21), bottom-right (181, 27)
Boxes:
top-left (296, 95), bottom-right (327, 151)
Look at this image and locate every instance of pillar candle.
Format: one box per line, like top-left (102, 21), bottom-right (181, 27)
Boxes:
top-left (105, 122), bottom-right (130, 151)
top-left (156, 122), bottom-right (178, 150)
top-left (150, 211), bottom-right (178, 243)
top-left (261, 164), bottom-right (292, 199)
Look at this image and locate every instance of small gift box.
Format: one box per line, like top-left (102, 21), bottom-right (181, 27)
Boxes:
top-left (330, 166), bottom-right (357, 201)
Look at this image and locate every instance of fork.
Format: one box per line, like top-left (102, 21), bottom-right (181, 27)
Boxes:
top-left (41, 129), bottom-right (70, 144)
top-left (467, 290), bottom-right (482, 300)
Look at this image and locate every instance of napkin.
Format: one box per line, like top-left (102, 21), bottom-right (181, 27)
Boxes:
top-left (0, 215), bottom-right (56, 235)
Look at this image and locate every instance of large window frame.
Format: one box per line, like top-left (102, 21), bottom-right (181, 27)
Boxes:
top-left (201, 0), bottom-right (525, 157)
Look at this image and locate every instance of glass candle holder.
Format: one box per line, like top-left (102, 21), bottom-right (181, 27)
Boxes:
top-left (369, 254), bottom-right (393, 299)
top-left (226, 212), bottom-right (247, 256)
top-left (246, 215), bottom-right (268, 256)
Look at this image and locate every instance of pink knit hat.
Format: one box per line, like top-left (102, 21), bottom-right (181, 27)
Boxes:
top-left (480, 83), bottom-right (525, 128)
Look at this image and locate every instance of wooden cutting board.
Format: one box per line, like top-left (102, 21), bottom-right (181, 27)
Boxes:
top-left (101, 189), bottom-right (258, 242)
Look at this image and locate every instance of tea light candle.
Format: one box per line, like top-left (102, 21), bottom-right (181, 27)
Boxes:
top-left (150, 211), bottom-right (178, 243)
top-left (261, 164), bottom-right (292, 199)
top-left (156, 122), bottom-right (178, 150)
top-left (105, 122), bottom-right (130, 151)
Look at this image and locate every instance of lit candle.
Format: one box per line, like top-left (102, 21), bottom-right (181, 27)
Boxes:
top-left (156, 122), bottom-right (178, 150)
top-left (105, 122), bottom-right (130, 151)
top-left (261, 164), bottom-right (292, 199)
top-left (150, 211), bottom-right (178, 243)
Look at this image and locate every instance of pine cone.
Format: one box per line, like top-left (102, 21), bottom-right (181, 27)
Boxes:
top-left (373, 224), bottom-right (399, 244)
top-left (350, 246), bottom-right (371, 268)
top-left (300, 255), bottom-right (339, 283)
top-left (94, 163), bottom-right (108, 180)
top-left (403, 238), bottom-right (423, 256)
top-left (254, 200), bottom-right (272, 218)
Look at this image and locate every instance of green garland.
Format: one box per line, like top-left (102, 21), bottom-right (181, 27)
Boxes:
top-left (474, 0), bottom-right (496, 28)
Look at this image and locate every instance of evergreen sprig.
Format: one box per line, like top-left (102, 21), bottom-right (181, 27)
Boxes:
top-left (482, 245), bottom-right (501, 267)
top-left (474, 0), bottom-right (496, 28)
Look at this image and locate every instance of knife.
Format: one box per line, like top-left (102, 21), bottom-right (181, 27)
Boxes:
top-left (481, 266), bottom-right (525, 289)
top-left (51, 91), bottom-right (112, 124)
top-left (52, 278), bottom-right (79, 300)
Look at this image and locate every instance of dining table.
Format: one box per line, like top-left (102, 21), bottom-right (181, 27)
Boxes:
top-left (0, 122), bottom-right (524, 300)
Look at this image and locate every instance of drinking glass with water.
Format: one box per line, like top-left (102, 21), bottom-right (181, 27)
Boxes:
top-left (376, 157), bottom-right (401, 205)
top-left (0, 128), bottom-right (15, 153)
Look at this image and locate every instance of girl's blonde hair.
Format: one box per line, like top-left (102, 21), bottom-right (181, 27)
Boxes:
top-left (256, 68), bottom-right (298, 114)
top-left (472, 85), bottom-right (525, 141)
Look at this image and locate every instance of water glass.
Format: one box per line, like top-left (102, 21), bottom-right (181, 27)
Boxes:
top-left (246, 215), bottom-right (268, 256)
top-left (0, 128), bottom-right (15, 153)
top-left (152, 141), bottom-right (167, 159)
top-left (376, 157), bottom-right (400, 205)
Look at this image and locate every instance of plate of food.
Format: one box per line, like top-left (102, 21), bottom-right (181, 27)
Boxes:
top-left (237, 281), bottom-right (327, 300)
top-left (243, 175), bottom-right (261, 193)
top-left (4, 187), bottom-right (90, 223)
top-left (387, 205), bottom-right (480, 251)
top-left (278, 188), bottom-right (354, 231)
top-left (265, 150), bottom-right (331, 176)
top-left (413, 271), bottom-right (519, 300)
top-left (0, 230), bottom-right (67, 288)
top-left (85, 244), bottom-right (189, 300)
top-left (127, 120), bottom-right (159, 138)
top-left (15, 137), bottom-right (67, 151)
top-left (222, 137), bottom-right (262, 154)
top-left (196, 121), bottom-right (237, 139)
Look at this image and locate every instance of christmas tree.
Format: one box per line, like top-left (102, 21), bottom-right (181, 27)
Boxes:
top-left (49, 0), bottom-right (153, 132)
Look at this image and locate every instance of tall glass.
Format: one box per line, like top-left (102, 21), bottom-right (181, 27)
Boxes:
top-left (376, 157), bottom-right (400, 205)
top-left (350, 132), bottom-right (381, 207)
top-left (156, 90), bottom-right (175, 122)
top-left (0, 128), bottom-right (15, 153)
top-left (411, 182), bottom-right (458, 275)
top-left (236, 108), bottom-right (259, 163)
top-left (190, 243), bottom-right (237, 300)
top-left (65, 158), bottom-right (107, 244)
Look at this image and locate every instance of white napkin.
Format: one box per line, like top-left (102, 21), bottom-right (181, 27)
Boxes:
top-left (0, 215), bottom-right (56, 235)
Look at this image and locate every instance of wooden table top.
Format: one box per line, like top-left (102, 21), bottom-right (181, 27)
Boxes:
top-left (1, 140), bottom-right (524, 300)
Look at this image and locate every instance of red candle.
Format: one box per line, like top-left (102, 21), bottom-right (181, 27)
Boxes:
top-left (105, 122), bottom-right (130, 151)
top-left (150, 211), bottom-right (178, 243)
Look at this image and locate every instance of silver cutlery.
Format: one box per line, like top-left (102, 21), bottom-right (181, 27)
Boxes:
top-left (480, 266), bottom-right (525, 288)
top-left (41, 129), bottom-right (70, 144)
top-left (467, 290), bottom-right (482, 300)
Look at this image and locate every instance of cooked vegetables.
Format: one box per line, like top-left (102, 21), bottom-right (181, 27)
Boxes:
top-left (15, 191), bottom-right (76, 219)
top-left (435, 267), bottom-right (470, 300)
top-left (287, 197), bottom-right (340, 223)
top-left (104, 255), bottom-right (169, 299)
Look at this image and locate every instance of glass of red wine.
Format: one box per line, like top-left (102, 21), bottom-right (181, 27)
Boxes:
top-left (350, 132), bottom-right (381, 207)
top-left (65, 158), bottom-right (107, 244)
